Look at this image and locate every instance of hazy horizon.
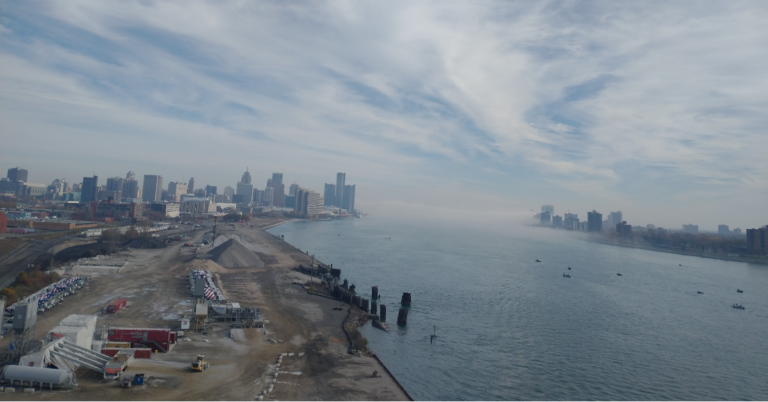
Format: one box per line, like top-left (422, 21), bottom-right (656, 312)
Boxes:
top-left (1, 1), bottom-right (766, 231)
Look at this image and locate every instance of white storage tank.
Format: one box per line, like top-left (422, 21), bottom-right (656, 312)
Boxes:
top-left (0, 366), bottom-right (77, 388)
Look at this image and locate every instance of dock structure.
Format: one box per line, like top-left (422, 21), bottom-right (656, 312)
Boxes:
top-left (400, 292), bottom-right (411, 307)
top-left (397, 308), bottom-right (408, 326)
top-left (372, 286), bottom-right (379, 300)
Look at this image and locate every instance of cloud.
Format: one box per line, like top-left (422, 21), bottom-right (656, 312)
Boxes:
top-left (0, 0), bottom-right (766, 229)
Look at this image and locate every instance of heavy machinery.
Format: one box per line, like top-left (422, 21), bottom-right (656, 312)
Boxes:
top-left (191, 355), bottom-right (209, 372)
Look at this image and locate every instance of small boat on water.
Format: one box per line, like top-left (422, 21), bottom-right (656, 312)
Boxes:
top-left (617, 273), bottom-right (622, 276)
top-left (732, 303), bottom-right (745, 310)
top-left (697, 291), bottom-right (703, 294)
top-left (535, 259), bottom-right (541, 262)
top-left (372, 320), bottom-right (388, 331)
top-left (737, 289), bottom-right (743, 293)
top-left (562, 273), bottom-right (571, 278)
top-left (568, 267), bottom-right (571, 270)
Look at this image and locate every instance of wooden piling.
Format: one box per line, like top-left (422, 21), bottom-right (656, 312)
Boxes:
top-left (371, 301), bottom-right (378, 315)
top-left (362, 298), bottom-right (369, 312)
top-left (400, 292), bottom-right (411, 307)
top-left (352, 295), bottom-right (361, 307)
top-left (372, 286), bottom-right (379, 300)
top-left (380, 304), bottom-right (387, 321)
top-left (397, 308), bottom-right (408, 326)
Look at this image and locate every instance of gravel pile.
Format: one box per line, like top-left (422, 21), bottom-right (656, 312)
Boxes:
top-left (207, 238), bottom-right (264, 268)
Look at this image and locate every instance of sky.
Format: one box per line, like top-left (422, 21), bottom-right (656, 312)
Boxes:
top-left (1, 1), bottom-right (766, 230)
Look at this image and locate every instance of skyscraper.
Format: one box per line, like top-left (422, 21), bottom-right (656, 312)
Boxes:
top-left (188, 177), bottom-right (195, 194)
top-left (587, 210), bottom-right (602, 232)
top-left (342, 184), bottom-right (356, 212)
top-left (271, 173), bottom-right (285, 207)
top-left (289, 183), bottom-right (299, 196)
top-left (336, 173), bottom-right (345, 208)
top-left (126, 171), bottom-right (136, 180)
top-left (81, 176), bottom-right (98, 203)
top-left (122, 179), bottom-right (139, 199)
top-left (241, 169), bottom-right (252, 185)
top-left (541, 205), bottom-right (554, 216)
top-left (7, 167), bottom-right (28, 182)
top-left (323, 183), bottom-right (336, 207)
top-left (142, 175), bottom-right (163, 202)
top-left (294, 187), bottom-right (323, 218)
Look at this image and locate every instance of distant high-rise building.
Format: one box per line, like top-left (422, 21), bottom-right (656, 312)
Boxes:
top-left (323, 183), bottom-right (336, 207)
top-left (236, 182), bottom-right (254, 204)
top-left (205, 185), bottom-right (217, 195)
top-left (241, 169), bottom-right (252, 185)
top-left (167, 182), bottom-right (188, 203)
top-left (223, 186), bottom-right (235, 202)
top-left (606, 211), bottom-right (623, 229)
top-left (733, 228), bottom-right (742, 236)
top-left (81, 176), bottom-right (98, 203)
top-left (746, 227), bottom-right (768, 255)
top-left (540, 212), bottom-right (551, 225)
top-left (7, 167), bottom-right (28, 182)
top-left (564, 213), bottom-right (579, 230)
top-left (142, 175), bottom-right (163, 202)
top-left (289, 183), bottom-right (299, 196)
top-left (336, 173), bottom-right (345, 208)
top-left (271, 173), bottom-right (283, 186)
top-left (126, 171), bottom-right (136, 180)
top-left (106, 177), bottom-right (125, 193)
top-left (541, 205), bottom-right (554, 216)
top-left (342, 184), bottom-right (356, 212)
top-left (682, 224), bottom-right (699, 234)
top-left (263, 187), bottom-right (274, 207)
top-left (718, 224), bottom-right (731, 236)
top-left (122, 179), bottom-right (139, 199)
top-left (552, 215), bottom-right (563, 228)
top-left (188, 177), bottom-right (195, 194)
top-left (587, 210), bottom-right (602, 232)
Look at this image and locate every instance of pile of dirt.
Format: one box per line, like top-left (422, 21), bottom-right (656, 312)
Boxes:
top-left (125, 238), bottom-right (167, 249)
top-left (206, 238), bottom-right (264, 268)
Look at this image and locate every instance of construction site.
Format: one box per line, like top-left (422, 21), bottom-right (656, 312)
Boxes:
top-left (0, 220), bottom-right (409, 400)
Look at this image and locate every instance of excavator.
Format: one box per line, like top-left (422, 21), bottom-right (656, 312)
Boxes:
top-left (191, 355), bottom-right (210, 372)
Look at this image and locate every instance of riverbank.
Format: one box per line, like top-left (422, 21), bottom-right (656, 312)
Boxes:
top-left (586, 237), bottom-right (768, 265)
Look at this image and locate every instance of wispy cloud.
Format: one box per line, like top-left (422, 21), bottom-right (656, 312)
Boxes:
top-left (0, 0), bottom-right (765, 229)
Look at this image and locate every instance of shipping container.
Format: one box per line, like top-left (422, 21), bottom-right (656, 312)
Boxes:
top-left (107, 327), bottom-right (172, 352)
top-left (104, 341), bottom-right (132, 349)
top-left (106, 299), bottom-right (127, 314)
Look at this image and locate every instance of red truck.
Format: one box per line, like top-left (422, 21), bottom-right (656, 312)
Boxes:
top-left (107, 299), bottom-right (127, 314)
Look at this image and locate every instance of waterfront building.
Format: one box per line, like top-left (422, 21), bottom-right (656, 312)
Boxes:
top-left (336, 173), bottom-right (345, 208)
top-left (81, 176), bottom-right (99, 203)
top-left (587, 210), bottom-right (602, 232)
top-left (295, 187), bottom-right (324, 218)
top-left (7, 167), bottom-right (28, 182)
top-left (606, 211), bottom-right (623, 228)
top-left (540, 211), bottom-right (551, 225)
top-left (616, 221), bottom-right (632, 236)
top-left (746, 227), bottom-right (767, 255)
top-left (541, 205), bottom-right (554, 216)
top-left (683, 224), bottom-right (699, 234)
top-left (289, 183), bottom-right (299, 196)
top-left (342, 184), bottom-right (356, 213)
top-left (324, 183), bottom-right (336, 207)
top-left (564, 213), bottom-right (579, 230)
top-left (142, 175), bottom-right (163, 202)
top-left (552, 215), bottom-right (563, 228)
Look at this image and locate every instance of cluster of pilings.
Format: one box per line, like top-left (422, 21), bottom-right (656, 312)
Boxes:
top-left (331, 282), bottom-right (411, 326)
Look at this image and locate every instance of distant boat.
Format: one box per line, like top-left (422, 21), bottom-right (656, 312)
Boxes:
top-left (697, 291), bottom-right (703, 294)
top-left (737, 289), bottom-right (743, 293)
top-left (535, 259), bottom-right (541, 262)
top-left (568, 267), bottom-right (571, 270)
top-left (617, 273), bottom-right (622, 276)
top-left (732, 303), bottom-right (745, 310)
top-left (562, 273), bottom-right (571, 278)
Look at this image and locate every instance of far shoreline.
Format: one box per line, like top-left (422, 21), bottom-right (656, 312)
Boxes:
top-left (585, 236), bottom-right (768, 265)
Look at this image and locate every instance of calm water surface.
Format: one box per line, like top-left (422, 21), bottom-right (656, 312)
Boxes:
top-left (268, 217), bottom-right (768, 400)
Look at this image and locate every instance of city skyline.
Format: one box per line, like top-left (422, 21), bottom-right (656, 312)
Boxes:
top-left (1, 2), bottom-right (765, 230)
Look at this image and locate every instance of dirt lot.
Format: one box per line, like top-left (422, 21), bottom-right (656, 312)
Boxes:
top-left (2, 219), bottom-right (408, 401)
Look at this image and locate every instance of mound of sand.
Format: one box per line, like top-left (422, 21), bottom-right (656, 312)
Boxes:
top-left (206, 238), bottom-right (264, 268)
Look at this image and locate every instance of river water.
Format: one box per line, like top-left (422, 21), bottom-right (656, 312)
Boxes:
top-left (267, 216), bottom-right (767, 400)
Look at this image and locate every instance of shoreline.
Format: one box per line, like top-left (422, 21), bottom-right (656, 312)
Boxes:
top-left (586, 237), bottom-right (768, 265)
